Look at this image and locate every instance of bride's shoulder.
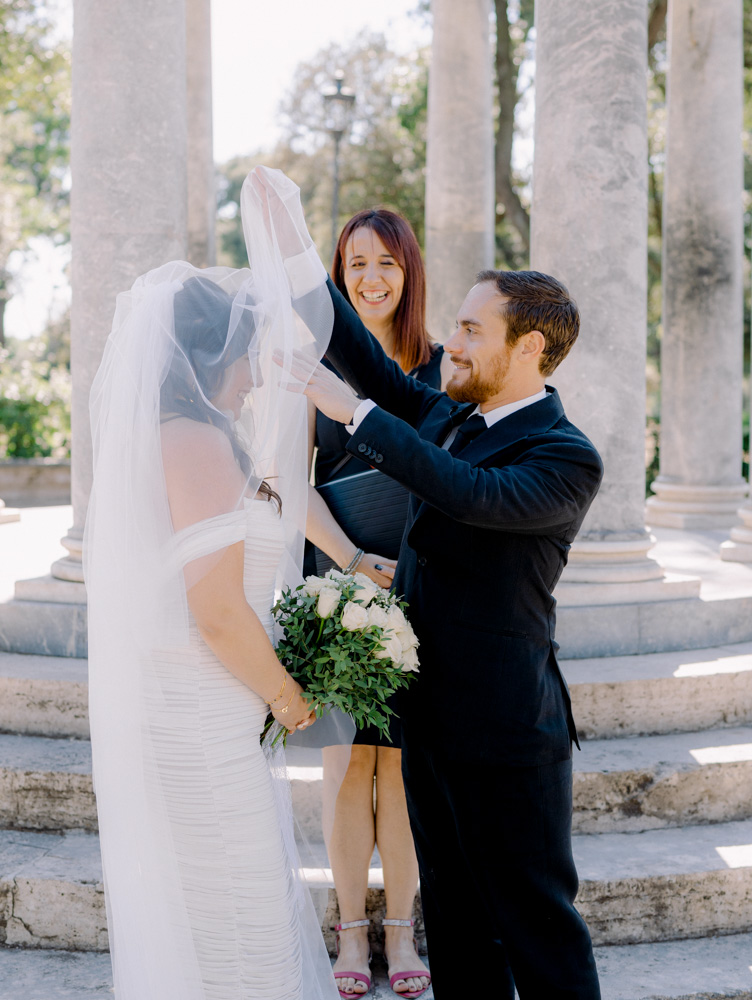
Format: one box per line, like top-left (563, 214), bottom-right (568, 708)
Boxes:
top-left (161, 417), bottom-right (230, 455)
top-left (161, 418), bottom-right (240, 492)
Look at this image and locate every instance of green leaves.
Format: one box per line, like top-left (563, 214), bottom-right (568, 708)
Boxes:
top-left (273, 581), bottom-right (417, 744)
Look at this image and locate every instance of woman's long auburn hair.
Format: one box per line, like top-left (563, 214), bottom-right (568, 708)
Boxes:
top-left (331, 209), bottom-right (432, 372)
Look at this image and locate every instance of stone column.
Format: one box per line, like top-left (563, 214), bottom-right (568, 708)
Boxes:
top-left (186, 0), bottom-right (216, 268)
top-left (646, 0), bottom-right (746, 530)
top-left (531, 0), bottom-right (698, 605)
top-left (425, 0), bottom-right (495, 341)
top-left (49, 0), bottom-right (188, 588)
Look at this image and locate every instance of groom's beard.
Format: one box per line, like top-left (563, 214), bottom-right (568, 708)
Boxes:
top-left (446, 349), bottom-right (511, 405)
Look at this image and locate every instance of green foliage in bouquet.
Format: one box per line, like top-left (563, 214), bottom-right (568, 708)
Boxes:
top-left (272, 570), bottom-right (419, 742)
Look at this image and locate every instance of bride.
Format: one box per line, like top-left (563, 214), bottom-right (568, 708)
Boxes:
top-left (85, 170), bottom-right (347, 999)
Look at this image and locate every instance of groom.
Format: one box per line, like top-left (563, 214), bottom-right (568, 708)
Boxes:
top-left (300, 266), bottom-right (604, 999)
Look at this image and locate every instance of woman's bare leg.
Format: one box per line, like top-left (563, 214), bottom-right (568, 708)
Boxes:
top-left (324, 744), bottom-right (377, 996)
top-left (375, 747), bottom-right (430, 995)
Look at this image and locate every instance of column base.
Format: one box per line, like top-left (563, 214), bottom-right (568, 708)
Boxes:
top-left (50, 527), bottom-right (85, 584)
top-left (720, 503), bottom-right (752, 563)
top-left (0, 500), bottom-right (20, 524)
top-left (15, 575), bottom-right (87, 605)
top-left (646, 481), bottom-right (749, 529)
top-left (556, 533), bottom-right (701, 606)
top-left (556, 573), bottom-right (701, 607)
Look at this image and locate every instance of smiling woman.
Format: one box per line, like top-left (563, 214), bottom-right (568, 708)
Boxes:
top-left (304, 207), bottom-right (441, 1000)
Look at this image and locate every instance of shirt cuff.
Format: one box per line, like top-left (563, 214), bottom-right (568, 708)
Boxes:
top-left (283, 244), bottom-right (328, 299)
top-left (345, 399), bottom-right (378, 435)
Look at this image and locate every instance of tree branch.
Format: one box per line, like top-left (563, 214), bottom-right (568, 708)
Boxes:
top-left (494, 0), bottom-right (530, 252)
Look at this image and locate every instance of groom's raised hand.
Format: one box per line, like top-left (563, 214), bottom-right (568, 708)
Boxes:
top-left (276, 350), bottom-right (360, 424)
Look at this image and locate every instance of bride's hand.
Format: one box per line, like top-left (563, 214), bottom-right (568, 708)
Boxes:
top-left (271, 681), bottom-right (316, 733)
top-left (358, 554), bottom-right (396, 588)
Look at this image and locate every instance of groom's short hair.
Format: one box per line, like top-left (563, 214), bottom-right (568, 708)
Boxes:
top-left (476, 269), bottom-right (580, 377)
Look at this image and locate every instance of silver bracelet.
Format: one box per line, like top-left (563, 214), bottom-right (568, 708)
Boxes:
top-left (342, 547), bottom-right (364, 575)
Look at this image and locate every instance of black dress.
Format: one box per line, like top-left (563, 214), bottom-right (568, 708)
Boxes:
top-left (311, 344), bottom-right (444, 748)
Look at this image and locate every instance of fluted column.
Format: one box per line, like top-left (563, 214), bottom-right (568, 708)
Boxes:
top-left (51, 0), bottom-right (188, 586)
top-left (186, 0), bottom-right (215, 268)
top-left (531, 0), bottom-right (698, 606)
top-left (646, 0), bottom-right (746, 531)
top-left (425, 0), bottom-right (495, 341)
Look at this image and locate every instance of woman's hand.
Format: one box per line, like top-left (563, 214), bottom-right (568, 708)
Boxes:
top-left (358, 554), bottom-right (396, 588)
top-left (271, 680), bottom-right (317, 733)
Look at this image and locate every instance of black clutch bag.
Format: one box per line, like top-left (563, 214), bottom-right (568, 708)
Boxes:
top-left (314, 467), bottom-right (410, 575)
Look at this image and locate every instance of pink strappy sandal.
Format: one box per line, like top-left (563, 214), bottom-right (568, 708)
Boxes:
top-left (383, 917), bottom-right (431, 999)
top-left (334, 919), bottom-right (372, 999)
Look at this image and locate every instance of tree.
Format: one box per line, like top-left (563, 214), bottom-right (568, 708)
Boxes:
top-left (216, 31), bottom-right (428, 271)
top-left (0, 0), bottom-right (71, 345)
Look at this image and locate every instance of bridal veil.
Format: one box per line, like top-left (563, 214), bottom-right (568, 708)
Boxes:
top-left (85, 168), bottom-right (344, 999)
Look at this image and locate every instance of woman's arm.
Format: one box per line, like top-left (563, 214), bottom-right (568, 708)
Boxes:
top-left (188, 541), bottom-right (315, 732)
top-left (306, 483), bottom-right (395, 587)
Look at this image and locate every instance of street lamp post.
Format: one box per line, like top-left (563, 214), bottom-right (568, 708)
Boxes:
top-left (323, 72), bottom-right (355, 260)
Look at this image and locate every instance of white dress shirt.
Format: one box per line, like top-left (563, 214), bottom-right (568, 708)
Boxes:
top-left (347, 389), bottom-right (548, 447)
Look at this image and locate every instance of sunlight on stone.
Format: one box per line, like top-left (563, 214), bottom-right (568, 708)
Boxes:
top-left (690, 743), bottom-right (752, 764)
top-left (714, 844), bottom-right (752, 868)
top-left (674, 655), bottom-right (752, 677)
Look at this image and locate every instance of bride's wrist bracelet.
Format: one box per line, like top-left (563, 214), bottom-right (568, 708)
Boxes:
top-left (342, 547), bottom-right (364, 575)
top-left (277, 689), bottom-right (296, 715)
top-left (268, 673), bottom-right (287, 707)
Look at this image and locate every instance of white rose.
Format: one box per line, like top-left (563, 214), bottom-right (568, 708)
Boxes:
top-left (303, 575), bottom-right (327, 596)
top-left (374, 634), bottom-right (404, 664)
top-left (399, 646), bottom-right (420, 672)
top-left (397, 626), bottom-right (419, 651)
top-left (352, 573), bottom-right (380, 606)
top-left (341, 601), bottom-right (369, 631)
top-left (317, 587), bottom-right (341, 619)
top-left (325, 569), bottom-right (348, 586)
top-left (386, 605), bottom-right (408, 631)
top-left (367, 604), bottom-right (389, 629)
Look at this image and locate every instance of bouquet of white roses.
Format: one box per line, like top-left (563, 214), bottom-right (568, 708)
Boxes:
top-left (270, 569), bottom-right (420, 742)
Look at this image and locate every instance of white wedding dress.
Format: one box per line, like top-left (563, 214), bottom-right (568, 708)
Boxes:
top-left (161, 499), bottom-right (298, 997)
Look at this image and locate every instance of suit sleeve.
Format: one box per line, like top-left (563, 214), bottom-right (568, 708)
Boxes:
top-left (347, 405), bottom-right (604, 534)
top-left (319, 279), bottom-right (443, 428)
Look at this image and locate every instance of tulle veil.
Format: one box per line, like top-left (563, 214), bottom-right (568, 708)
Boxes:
top-left (84, 167), bottom-right (349, 999)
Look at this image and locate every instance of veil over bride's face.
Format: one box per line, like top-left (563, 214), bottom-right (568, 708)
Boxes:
top-left (160, 275), bottom-right (259, 427)
top-left (210, 355), bottom-right (254, 422)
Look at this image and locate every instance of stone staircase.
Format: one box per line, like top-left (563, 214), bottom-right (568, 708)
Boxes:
top-left (1, 646), bottom-right (752, 997)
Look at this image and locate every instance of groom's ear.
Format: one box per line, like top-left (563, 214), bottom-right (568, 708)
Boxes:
top-left (515, 330), bottom-right (545, 365)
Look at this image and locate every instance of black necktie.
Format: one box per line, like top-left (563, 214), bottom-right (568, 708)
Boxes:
top-left (448, 414), bottom-right (486, 456)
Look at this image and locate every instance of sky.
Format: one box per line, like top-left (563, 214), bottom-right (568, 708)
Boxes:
top-left (6, 0), bottom-right (429, 340)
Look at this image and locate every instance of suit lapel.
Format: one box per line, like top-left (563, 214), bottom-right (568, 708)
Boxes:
top-left (458, 388), bottom-right (564, 465)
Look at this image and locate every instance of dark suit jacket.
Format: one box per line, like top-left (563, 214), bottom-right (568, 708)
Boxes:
top-left (321, 279), bottom-right (604, 765)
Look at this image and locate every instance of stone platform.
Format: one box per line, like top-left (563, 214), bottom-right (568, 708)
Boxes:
top-left (3, 507), bottom-right (752, 996)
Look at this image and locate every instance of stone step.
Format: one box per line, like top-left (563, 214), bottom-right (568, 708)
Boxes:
top-left (3, 725), bottom-right (752, 837)
top-left (3, 820), bottom-right (752, 952)
top-left (0, 652), bottom-right (88, 739)
top-left (0, 734), bottom-right (96, 832)
top-left (3, 935), bottom-right (752, 1000)
top-left (573, 818), bottom-right (752, 946)
top-left (563, 641), bottom-right (752, 740)
top-left (572, 725), bottom-right (752, 834)
top-left (0, 947), bottom-right (437, 1000)
top-left (3, 642), bottom-right (752, 743)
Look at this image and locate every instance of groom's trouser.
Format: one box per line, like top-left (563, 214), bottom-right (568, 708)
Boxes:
top-left (401, 739), bottom-right (601, 1000)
